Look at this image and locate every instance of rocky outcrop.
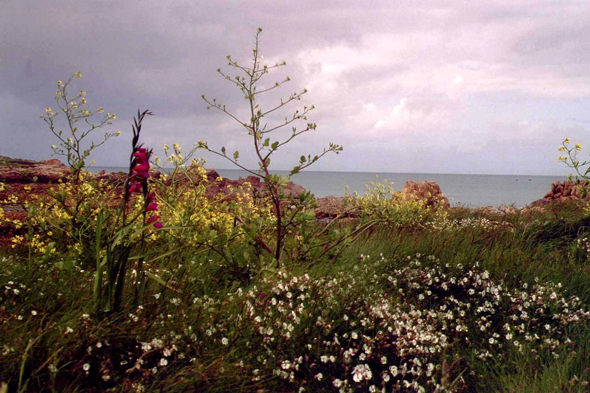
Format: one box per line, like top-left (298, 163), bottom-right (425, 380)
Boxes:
top-left (401, 180), bottom-right (450, 210)
top-left (0, 156), bottom-right (69, 183)
top-left (315, 196), bottom-right (347, 219)
top-left (529, 180), bottom-right (590, 207)
top-left (0, 155), bottom-right (451, 224)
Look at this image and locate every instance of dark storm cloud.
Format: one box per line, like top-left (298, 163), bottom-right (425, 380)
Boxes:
top-left (1, 0), bottom-right (590, 175)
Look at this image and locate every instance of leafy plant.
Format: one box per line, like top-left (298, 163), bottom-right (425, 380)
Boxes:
top-left (41, 72), bottom-right (119, 183)
top-left (94, 109), bottom-right (162, 314)
top-left (200, 28), bottom-right (343, 268)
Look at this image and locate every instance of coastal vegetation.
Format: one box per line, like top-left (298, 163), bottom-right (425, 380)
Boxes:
top-left (2, 30), bottom-right (590, 392)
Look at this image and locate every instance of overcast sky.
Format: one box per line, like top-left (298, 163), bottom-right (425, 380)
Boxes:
top-left (1, 0), bottom-right (589, 175)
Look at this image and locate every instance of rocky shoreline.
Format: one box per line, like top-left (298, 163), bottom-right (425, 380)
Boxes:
top-left (1, 155), bottom-right (588, 247)
top-left (0, 155), bottom-right (450, 216)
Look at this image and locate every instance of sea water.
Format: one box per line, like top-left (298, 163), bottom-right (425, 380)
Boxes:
top-left (88, 167), bottom-right (564, 208)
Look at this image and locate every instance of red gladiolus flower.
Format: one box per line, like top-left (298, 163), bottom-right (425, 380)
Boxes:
top-left (132, 162), bottom-right (150, 173)
top-left (129, 184), bottom-right (142, 193)
top-left (146, 215), bottom-right (160, 224)
top-left (145, 202), bottom-right (158, 212)
top-left (132, 151), bottom-right (149, 161)
top-left (153, 222), bottom-right (163, 229)
top-left (146, 192), bottom-right (156, 200)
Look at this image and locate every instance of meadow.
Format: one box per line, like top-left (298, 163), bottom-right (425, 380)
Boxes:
top-left (3, 195), bottom-right (590, 392)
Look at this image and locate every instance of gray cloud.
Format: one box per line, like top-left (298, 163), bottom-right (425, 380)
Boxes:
top-left (1, 0), bottom-right (589, 175)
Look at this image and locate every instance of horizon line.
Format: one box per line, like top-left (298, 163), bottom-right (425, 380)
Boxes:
top-left (89, 165), bottom-right (570, 179)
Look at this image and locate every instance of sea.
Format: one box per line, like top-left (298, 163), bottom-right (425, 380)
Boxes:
top-left (88, 167), bottom-right (565, 208)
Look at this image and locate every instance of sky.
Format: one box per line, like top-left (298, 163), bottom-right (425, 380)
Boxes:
top-left (1, 0), bottom-right (589, 176)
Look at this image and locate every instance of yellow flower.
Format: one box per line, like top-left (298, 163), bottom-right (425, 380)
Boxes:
top-left (97, 107), bottom-right (104, 113)
top-left (81, 98), bottom-right (87, 105)
top-left (575, 143), bottom-right (582, 151)
top-left (565, 138), bottom-right (571, 144)
top-left (76, 71), bottom-right (82, 78)
top-left (558, 146), bottom-right (566, 152)
top-left (115, 130), bottom-right (121, 136)
top-left (57, 80), bottom-right (63, 86)
top-left (80, 90), bottom-right (86, 96)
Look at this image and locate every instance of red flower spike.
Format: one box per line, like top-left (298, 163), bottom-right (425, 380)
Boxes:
top-left (146, 215), bottom-right (160, 224)
top-left (132, 162), bottom-right (150, 173)
top-left (145, 202), bottom-right (158, 212)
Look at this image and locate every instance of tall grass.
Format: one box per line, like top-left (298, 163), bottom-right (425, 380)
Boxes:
top-left (2, 205), bottom-right (590, 391)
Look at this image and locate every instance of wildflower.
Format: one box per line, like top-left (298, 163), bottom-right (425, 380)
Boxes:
top-left (146, 215), bottom-right (161, 224)
top-left (576, 143), bottom-right (582, 151)
top-left (565, 138), bottom-right (571, 144)
top-left (159, 358), bottom-right (168, 367)
top-left (83, 363), bottom-right (90, 371)
top-left (352, 364), bottom-right (372, 383)
top-left (145, 203), bottom-right (158, 212)
top-left (221, 337), bottom-right (229, 345)
top-left (133, 162), bottom-right (150, 173)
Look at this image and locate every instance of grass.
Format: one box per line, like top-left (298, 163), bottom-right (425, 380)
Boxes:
top-left (2, 204), bottom-right (590, 392)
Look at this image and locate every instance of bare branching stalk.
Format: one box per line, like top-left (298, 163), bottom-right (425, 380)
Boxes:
top-left (201, 28), bottom-right (342, 268)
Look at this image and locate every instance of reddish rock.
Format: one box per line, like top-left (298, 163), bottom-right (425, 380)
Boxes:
top-left (0, 156), bottom-right (68, 183)
top-left (401, 180), bottom-right (450, 210)
top-left (529, 180), bottom-right (590, 207)
top-left (315, 196), bottom-right (347, 219)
